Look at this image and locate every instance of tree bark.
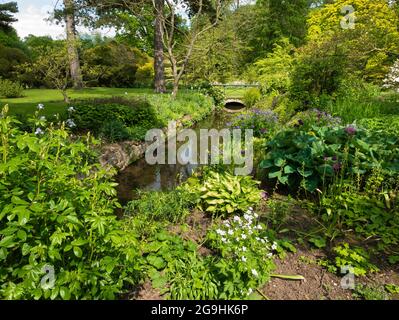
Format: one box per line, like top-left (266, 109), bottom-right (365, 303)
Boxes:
top-left (64, 0), bottom-right (83, 89)
top-left (154, 0), bottom-right (166, 93)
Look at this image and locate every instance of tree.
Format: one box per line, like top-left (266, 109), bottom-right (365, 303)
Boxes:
top-left (154, 0), bottom-right (166, 93)
top-left (307, 0), bottom-right (399, 83)
top-left (28, 45), bottom-right (72, 103)
top-left (0, 1), bottom-right (18, 31)
top-left (161, 0), bottom-right (224, 97)
top-left (63, 0), bottom-right (84, 89)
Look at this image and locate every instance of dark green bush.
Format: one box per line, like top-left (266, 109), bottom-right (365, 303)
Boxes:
top-left (72, 98), bottom-right (157, 129)
top-left (260, 125), bottom-right (399, 192)
top-left (99, 120), bottom-right (131, 142)
top-left (71, 97), bottom-right (160, 138)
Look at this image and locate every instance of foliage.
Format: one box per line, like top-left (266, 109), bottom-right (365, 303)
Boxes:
top-left (184, 171), bottom-right (262, 217)
top-left (288, 109), bottom-right (342, 131)
top-left (227, 109), bottom-right (279, 139)
top-left (82, 41), bottom-right (152, 88)
top-left (125, 189), bottom-right (194, 227)
top-left (142, 231), bottom-right (219, 300)
top-left (0, 106), bottom-right (141, 299)
top-left (331, 243), bottom-right (379, 277)
top-left (307, 0), bottom-right (399, 83)
top-left (194, 82), bottom-right (226, 108)
top-left (0, 2), bottom-right (18, 31)
top-left (206, 208), bottom-right (276, 299)
top-left (260, 124), bottom-right (399, 192)
top-left (358, 116), bottom-right (399, 136)
top-left (71, 98), bottom-right (160, 137)
top-left (353, 284), bottom-right (390, 301)
top-left (98, 119), bottom-right (131, 143)
top-left (21, 45), bottom-right (71, 102)
top-left (289, 39), bottom-right (347, 107)
top-left (186, 12), bottom-right (247, 83)
top-left (0, 78), bottom-right (23, 98)
top-left (243, 88), bottom-right (262, 108)
top-left (246, 38), bottom-right (293, 94)
top-left (316, 175), bottom-right (399, 250)
top-left (0, 43), bottom-right (28, 81)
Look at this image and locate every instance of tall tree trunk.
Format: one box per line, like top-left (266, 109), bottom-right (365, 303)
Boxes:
top-left (154, 0), bottom-right (166, 93)
top-left (64, 0), bottom-right (83, 89)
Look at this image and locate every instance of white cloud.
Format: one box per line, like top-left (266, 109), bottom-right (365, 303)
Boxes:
top-left (13, 4), bottom-right (115, 40)
top-left (14, 5), bottom-right (64, 39)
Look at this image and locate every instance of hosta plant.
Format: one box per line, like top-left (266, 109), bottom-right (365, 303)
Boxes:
top-left (189, 171), bottom-right (262, 216)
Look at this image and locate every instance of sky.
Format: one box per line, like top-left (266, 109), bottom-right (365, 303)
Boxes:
top-left (8, 0), bottom-right (115, 39)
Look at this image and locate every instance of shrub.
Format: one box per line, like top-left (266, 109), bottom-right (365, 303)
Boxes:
top-left (71, 97), bottom-right (160, 136)
top-left (194, 82), bottom-right (226, 108)
top-left (260, 125), bottom-right (399, 192)
top-left (0, 106), bottom-right (142, 299)
top-left (183, 171), bottom-right (262, 217)
top-left (99, 119), bottom-right (131, 142)
top-left (243, 88), bottom-right (261, 108)
top-left (246, 38), bottom-right (293, 95)
top-left (227, 109), bottom-right (279, 139)
top-left (0, 78), bottom-right (24, 98)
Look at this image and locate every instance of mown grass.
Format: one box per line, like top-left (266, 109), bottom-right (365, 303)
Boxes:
top-left (0, 88), bottom-right (214, 124)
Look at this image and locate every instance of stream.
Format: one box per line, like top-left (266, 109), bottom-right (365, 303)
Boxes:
top-left (116, 110), bottom-right (238, 205)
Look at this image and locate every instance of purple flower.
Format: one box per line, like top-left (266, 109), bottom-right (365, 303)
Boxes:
top-left (333, 162), bottom-right (342, 172)
top-left (261, 191), bottom-right (269, 200)
top-left (345, 126), bottom-right (357, 135)
top-left (260, 128), bottom-right (268, 134)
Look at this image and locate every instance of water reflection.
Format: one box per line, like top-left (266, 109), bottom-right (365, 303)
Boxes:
top-left (116, 111), bottom-right (235, 204)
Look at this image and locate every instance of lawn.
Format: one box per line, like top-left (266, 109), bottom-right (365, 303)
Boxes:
top-left (0, 88), bottom-right (156, 116)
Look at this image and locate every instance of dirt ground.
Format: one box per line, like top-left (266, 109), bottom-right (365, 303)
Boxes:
top-left (130, 203), bottom-right (399, 301)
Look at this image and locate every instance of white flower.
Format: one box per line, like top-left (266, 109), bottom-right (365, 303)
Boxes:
top-left (68, 106), bottom-right (75, 113)
top-left (40, 116), bottom-right (46, 121)
top-left (244, 214), bottom-right (252, 222)
top-left (221, 237), bottom-right (227, 243)
top-left (257, 225), bottom-right (263, 230)
top-left (247, 288), bottom-right (253, 295)
top-left (66, 119), bottom-right (76, 128)
top-left (251, 269), bottom-right (258, 277)
top-left (241, 256), bottom-right (247, 262)
top-left (242, 246), bottom-right (247, 252)
top-left (35, 128), bottom-right (44, 135)
top-left (271, 242), bottom-right (278, 251)
top-left (256, 237), bottom-right (260, 241)
top-left (267, 253), bottom-right (273, 258)
top-left (254, 213), bottom-right (259, 218)
top-left (233, 216), bottom-right (241, 223)
top-left (248, 207), bottom-right (253, 211)
top-left (241, 234), bottom-right (247, 240)
top-left (260, 239), bottom-right (265, 244)
top-left (37, 104), bottom-right (44, 110)
top-left (228, 229), bottom-right (234, 236)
